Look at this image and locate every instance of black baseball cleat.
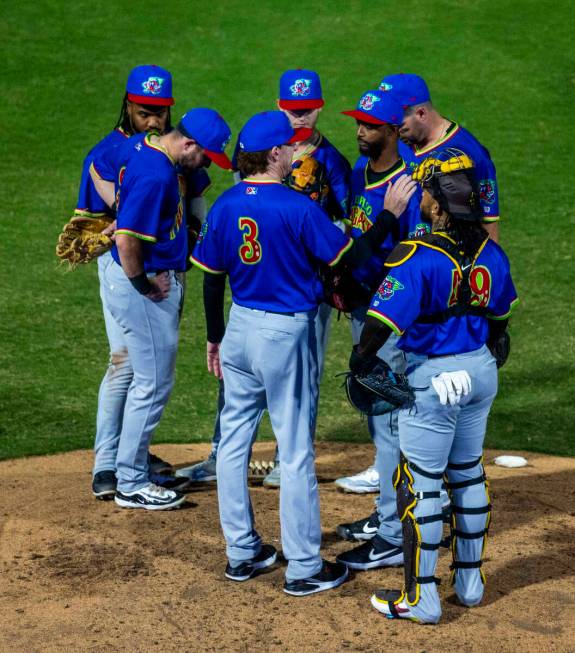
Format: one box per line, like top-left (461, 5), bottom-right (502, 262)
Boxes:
top-left (225, 544), bottom-right (278, 582)
top-left (336, 535), bottom-right (404, 570)
top-left (336, 510), bottom-right (380, 542)
top-left (92, 470), bottom-right (117, 500)
top-left (283, 560), bottom-right (349, 597)
top-left (148, 453), bottom-right (173, 475)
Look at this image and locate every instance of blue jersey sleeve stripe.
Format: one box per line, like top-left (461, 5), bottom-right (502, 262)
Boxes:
top-left (365, 309), bottom-right (405, 336)
top-left (115, 228), bottom-right (157, 243)
top-left (327, 237), bottom-right (353, 267)
top-left (73, 209), bottom-right (110, 218)
top-left (190, 254), bottom-right (225, 275)
top-left (487, 297), bottom-right (520, 320)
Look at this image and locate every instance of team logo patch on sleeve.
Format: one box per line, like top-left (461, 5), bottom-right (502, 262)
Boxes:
top-left (290, 79), bottom-right (312, 97)
top-left (196, 221), bottom-right (209, 244)
top-left (359, 93), bottom-right (381, 111)
top-left (142, 77), bottom-right (164, 95)
top-left (479, 179), bottom-right (496, 204)
top-left (409, 223), bottom-right (431, 238)
top-left (375, 275), bottom-right (404, 301)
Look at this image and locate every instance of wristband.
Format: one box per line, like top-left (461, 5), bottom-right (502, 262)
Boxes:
top-left (129, 272), bottom-right (153, 295)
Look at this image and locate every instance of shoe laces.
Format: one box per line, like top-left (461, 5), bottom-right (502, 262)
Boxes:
top-left (145, 483), bottom-right (173, 499)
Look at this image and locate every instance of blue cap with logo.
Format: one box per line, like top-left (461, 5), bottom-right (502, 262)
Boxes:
top-left (126, 64), bottom-right (174, 106)
top-left (341, 89), bottom-right (403, 125)
top-left (177, 108), bottom-right (232, 169)
top-left (238, 111), bottom-right (312, 152)
top-left (278, 69), bottom-right (324, 110)
top-left (378, 73), bottom-right (431, 107)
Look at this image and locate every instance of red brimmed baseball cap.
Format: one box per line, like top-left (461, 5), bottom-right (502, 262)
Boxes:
top-left (238, 111), bottom-right (312, 152)
top-left (126, 65), bottom-right (175, 106)
top-left (278, 69), bottom-right (325, 110)
top-left (178, 108), bottom-right (233, 169)
top-left (342, 89), bottom-right (403, 125)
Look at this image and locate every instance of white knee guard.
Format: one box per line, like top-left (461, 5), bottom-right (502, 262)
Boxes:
top-left (446, 456), bottom-right (491, 607)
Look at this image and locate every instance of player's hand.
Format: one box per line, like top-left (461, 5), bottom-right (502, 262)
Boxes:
top-left (207, 341), bottom-right (223, 379)
top-left (145, 272), bottom-right (170, 302)
top-left (383, 175), bottom-right (418, 218)
top-left (102, 219), bottom-right (117, 240)
top-left (431, 371), bottom-right (472, 406)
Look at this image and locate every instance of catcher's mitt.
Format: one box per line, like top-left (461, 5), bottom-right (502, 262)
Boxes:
top-left (345, 358), bottom-right (415, 416)
top-left (56, 214), bottom-right (114, 268)
top-left (285, 156), bottom-right (330, 208)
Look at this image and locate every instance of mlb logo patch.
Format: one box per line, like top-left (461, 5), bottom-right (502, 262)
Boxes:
top-left (142, 76), bottom-right (164, 95)
top-left (290, 78), bottom-right (312, 97)
top-left (359, 93), bottom-right (381, 111)
top-left (379, 82), bottom-right (393, 91)
top-left (246, 186), bottom-right (257, 195)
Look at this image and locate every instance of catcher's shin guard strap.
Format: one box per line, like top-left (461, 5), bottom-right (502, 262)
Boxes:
top-left (409, 461), bottom-right (444, 480)
top-left (416, 513), bottom-right (444, 525)
top-left (416, 576), bottom-right (441, 584)
top-left (452, 528), bottom-right (488, 539)
top-left (447, 457), bottom-right (482, 470)
top-left (452, 503), bottom-right (491, 515)
top-left (445, 472), bottom-right (486, 490)
top-left (450, 561), bottom-right (482, 570)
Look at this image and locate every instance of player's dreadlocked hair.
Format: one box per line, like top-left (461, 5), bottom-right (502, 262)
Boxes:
top-left (114, 93), bottom-right (172, 135)
top-left (444, 217), bottom-right (488, 260)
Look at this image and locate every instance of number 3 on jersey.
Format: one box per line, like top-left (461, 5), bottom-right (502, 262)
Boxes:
top-left (449, 265), bottom-right (492, 307)
top-left (238, 217), bottom-right (262, 265)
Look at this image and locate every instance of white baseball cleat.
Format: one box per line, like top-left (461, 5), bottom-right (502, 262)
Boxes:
top-left (334, 465), bottom-right (379, 493)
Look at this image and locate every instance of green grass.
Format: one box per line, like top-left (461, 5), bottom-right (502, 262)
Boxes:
top-left (1, 0), bottom-right (573, 459)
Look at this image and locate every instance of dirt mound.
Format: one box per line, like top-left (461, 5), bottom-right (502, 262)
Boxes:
top-left (1, 444), bottom-right (574, 652)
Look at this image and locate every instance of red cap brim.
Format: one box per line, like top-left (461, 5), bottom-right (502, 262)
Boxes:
top-left (278, 98), bottom-right (325, 110)
top-left (205, 150), bottom-right (233, 170)
top-left (127, 93), bottom-right (175, 107)
top-left (341, 110), bottom-right (386, 125)
top-left (287, 127), bottom-right (313, 144)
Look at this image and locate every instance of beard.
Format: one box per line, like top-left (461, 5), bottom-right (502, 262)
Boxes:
top-left (358, 139), bottom-right (383, 159)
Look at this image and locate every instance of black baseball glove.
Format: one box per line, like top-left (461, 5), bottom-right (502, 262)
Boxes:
top-left (345, 348), bottom-right (415, 416)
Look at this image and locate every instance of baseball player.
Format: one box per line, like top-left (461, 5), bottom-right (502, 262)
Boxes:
top-left (77, 64), bottom-right (186, 500)
top-left (191, 110), bottom-right (416, 594)
top-left (104, 108), bottom-right (232, 510)
top-left (379, 73), bottom-right (500, 241)
top-left (353, 149), bottom-right (518, 623)
top-left (333, 90), bottom-right (431, 567)
top-left (178, 68), bottom-right (353, 489)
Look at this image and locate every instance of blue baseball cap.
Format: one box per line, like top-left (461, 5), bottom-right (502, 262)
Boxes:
top-left (238, 111), bottom-right (312, 153)
top-left (278, 69), bottom-right (324, 110)
top-left (126, 64), bottom-right (174, 106)
top-left (342, 89), bottom-right (403, 125)
top-left (177, 108), bottom-right (232, 169)
top-left (378, 73), bottom-right (431, 107)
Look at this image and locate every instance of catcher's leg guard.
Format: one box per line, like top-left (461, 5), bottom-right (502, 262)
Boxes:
top-left (374, 453), bottom-right (443, 624)
top-left (446, 456), bottom-right (491, 607)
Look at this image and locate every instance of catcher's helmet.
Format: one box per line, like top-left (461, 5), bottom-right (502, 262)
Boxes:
top-left (412, 148), bottom-right (483, 221)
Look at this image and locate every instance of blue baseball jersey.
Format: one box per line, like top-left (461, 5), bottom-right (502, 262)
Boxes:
top-left (112, 135), bottom-right (188, 272)
top-left (349, 158), bottom-right (430, 287)
top-left (367, 235), bottom-right (519, 355)
top-left (91, 132), bottom-right (211, 203)
top-left (76, 128), bottom-right (129, 216)
top-left (292, 133), bottom-right (351, 220)
top-left (399, 123), bottom-right (500, 223)
top-left (191, 179), bottom-right (353, 312)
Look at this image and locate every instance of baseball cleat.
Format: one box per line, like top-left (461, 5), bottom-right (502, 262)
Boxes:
top-left (336, 510), bottom-right (381, 541)
top-left (224, 544), bottom-right (278, 582)
top-left (283, 560), bottom-right (349, 597)
top-left (336, 535), bottom-right (404, 570)
top-left (263, 463), bottom-right (281, 488)
top-left (148, 453), bottom-right (173, 475)
top-left (371, 590), bottom-right (424, 622)
top-left (92, 470), bottom-right (117, 500)
top-left (149, 472), bottom-right (193, 493)
top-left (175, 452), bottom-right (217, 482)
top-left (334, 465), bottom-right (379, 493)
top-left (114, 483), bottom-right (185, 510)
